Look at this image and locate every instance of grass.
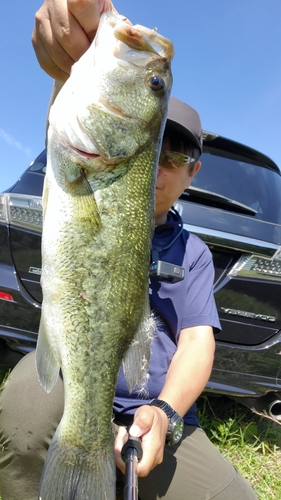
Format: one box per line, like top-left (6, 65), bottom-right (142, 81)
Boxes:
top-left (0, 370), bottom-right (280, 499)
top-left (197, 395), bottom-right (281, 499)
top-left (0, 369), bottom-right (10, 393)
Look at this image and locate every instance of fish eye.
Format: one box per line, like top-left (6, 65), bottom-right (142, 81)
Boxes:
top-left (148, 75), bottom-right (165, 91)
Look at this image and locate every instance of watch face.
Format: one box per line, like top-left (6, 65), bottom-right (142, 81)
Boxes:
top-left (172, 419), bottom-right (184, 444)
top-left (167, 415), bottom-right (184, 445)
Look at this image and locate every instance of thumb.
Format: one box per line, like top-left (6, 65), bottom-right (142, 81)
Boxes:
top-left (67, 0), bottom-right (102, 42)
top-left (129, 422), bottom-right (143, 438)
top-left (129, 405), bottom-right (155, 438)
top-left (67, 1), bottom-right (119, 43)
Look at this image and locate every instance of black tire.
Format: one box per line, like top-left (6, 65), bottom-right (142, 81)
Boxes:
top-left (0, 339), bottom-right (24, 370)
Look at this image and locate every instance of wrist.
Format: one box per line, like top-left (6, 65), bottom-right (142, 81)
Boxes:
top-left (149, 399), bottom-right (184, 446)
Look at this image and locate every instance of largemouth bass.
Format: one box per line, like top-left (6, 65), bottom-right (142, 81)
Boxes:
top-left (36, 11), bottom-right (173, 500)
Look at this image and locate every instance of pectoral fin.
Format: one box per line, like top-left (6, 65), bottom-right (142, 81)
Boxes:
top-left (36, 315), bottom-right (60, 393)
top-left (123, 301), bottom-right (155, 394)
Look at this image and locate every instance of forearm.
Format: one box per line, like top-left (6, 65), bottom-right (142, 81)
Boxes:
top-left (158, 326), bottom-right (215, 417)
top-left (115, 325), bottom-right (216, 476)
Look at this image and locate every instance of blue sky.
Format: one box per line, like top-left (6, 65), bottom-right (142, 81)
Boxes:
top-left (1, 1), bottom-right (280, 192)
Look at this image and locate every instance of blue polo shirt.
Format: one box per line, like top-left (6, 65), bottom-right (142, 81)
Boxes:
top-left (114, 209), bottom-right (221, 426)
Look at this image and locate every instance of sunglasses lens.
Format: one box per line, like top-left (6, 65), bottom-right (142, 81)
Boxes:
top-left (159, 151), bottom-right (186, 169)
top-left (170, 152), bottom-right (185, 167)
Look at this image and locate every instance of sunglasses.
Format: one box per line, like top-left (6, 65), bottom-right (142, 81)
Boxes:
top-left (159, 150), bottom-right (196, 169)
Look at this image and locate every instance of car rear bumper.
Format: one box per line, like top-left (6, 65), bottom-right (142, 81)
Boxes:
top-left (0, 325), bottom-right (38, 354)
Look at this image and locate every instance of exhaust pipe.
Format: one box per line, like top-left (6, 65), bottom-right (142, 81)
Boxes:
top-left (268, 400), bottom-right (281, 421)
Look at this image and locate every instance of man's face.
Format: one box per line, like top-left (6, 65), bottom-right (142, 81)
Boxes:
top-left (155, 137), bottom-right (201, 225)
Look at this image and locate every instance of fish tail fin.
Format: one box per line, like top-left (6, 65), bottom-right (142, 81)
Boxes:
top-left (39, 426), bottom-right (116, 500)
top-left (123, 300), bottom-right (155, 394)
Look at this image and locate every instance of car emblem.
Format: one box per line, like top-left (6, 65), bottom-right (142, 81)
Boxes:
top-left (29, 267), bottom-right (42, 276)
top-left (221, 307), bottom-right (276, 323)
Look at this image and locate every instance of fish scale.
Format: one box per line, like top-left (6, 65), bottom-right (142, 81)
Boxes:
top-left (36, 11), bottom-right (173, 500)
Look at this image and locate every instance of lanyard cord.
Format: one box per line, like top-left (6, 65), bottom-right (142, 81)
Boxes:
top-left (151, 207), bottom-right (183, 262)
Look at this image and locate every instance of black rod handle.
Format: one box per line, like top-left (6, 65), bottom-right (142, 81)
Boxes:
top-left (121, 436), bottom-right (142, 500)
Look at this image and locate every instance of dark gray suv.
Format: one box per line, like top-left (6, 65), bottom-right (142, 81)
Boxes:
top-left (1, 132), bottom-right (281, 417)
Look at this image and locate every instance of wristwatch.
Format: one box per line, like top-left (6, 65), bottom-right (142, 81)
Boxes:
top-left (149, 398), bottom-right (184, 446)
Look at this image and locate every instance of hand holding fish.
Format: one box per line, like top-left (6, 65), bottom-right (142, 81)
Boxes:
top-left (32, 0), bottom-right (118, 81)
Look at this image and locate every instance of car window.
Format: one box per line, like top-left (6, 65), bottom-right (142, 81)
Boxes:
top-left (191, 149), bottom-right (281, 224)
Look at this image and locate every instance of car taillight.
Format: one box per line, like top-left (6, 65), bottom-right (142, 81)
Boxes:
top-left (0, 194), bottom-right (7, 221)
top-left (0, 291), bottom-right (14, 301)
top-left (228, 250), bottom-right (281, 282)
top-left (0, 193), bottom-right (42, 232)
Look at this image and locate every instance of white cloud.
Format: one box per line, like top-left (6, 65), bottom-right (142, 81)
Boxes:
top-left (0, 128), bottom-right (31, 155)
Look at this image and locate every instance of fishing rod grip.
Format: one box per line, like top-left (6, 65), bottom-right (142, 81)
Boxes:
top-left (121, 435), bottom-right (143, 500)
top-left (121, 435), bottom-right (143, 462)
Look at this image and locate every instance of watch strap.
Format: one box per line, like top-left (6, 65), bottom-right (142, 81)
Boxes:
top-left (149, 398), bottom-right (178, 419)
top-left (149, 398), bottom-right (184, 445)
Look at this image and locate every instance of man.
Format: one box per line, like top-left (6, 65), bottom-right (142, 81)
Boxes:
top-left (0, 98), bottom-right (257, 499)
top-left (0, 1), bottom-right (258, 499)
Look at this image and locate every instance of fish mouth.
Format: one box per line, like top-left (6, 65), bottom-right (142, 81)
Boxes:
top-left (72, 147), bottom-right (101, 159)
top-left (61, 139), bottom-right (101, 160)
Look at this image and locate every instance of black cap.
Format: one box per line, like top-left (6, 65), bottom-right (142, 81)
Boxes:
top-left (167, 96), bottom-right (203, 153)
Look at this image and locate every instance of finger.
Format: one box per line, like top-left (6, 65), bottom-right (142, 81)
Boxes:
top-left (32, 2), bottom-right (92, 78)
top-left (32, 25), bottom-right (73, 81)
top-left (137, 430), bottom-right (165, 477)
top-left (114, 426), bottom-right (128, 474)
top-left (67, 0), bottom-right (105, 43)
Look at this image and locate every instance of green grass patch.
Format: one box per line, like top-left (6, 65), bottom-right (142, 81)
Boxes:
top-left (197, 395), bottom-right (281, 499)
top-left (0, 368), bottom-right (9, 388)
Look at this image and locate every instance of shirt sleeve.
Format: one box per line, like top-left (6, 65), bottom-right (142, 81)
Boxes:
top-left (181, 234), bottom-right (221, 333)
